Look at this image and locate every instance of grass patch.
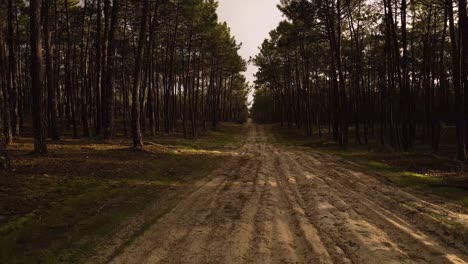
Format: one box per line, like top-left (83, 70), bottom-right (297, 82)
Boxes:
top-left (146, 122), bottom-right (247, 151)
top-left (341, 153), bottom-right (468, 207)
top-left (0, 122), bottom-right (246, 263)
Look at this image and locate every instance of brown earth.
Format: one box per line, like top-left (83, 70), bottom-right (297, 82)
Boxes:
top-left (106, 122), bottom-right (468, 264)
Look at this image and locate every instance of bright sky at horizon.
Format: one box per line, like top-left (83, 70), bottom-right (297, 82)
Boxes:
top-left (217, 0), bottom-right (283, 103)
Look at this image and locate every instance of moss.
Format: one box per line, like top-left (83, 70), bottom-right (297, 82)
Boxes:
top-left (367, 161), bottom-right (394, 170)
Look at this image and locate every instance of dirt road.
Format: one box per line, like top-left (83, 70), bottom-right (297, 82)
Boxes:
top-left (110, 123), bottom-right (468, 264)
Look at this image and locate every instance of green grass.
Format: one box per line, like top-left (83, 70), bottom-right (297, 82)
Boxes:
top-left (360, 159), bottom-right (468, 206)
top-left (0, 122), bottom-right (247, 263)
top-left (146, 122), bottom-right (247, 151)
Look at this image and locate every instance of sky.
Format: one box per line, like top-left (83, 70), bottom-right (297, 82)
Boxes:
top-left (217, 0), bottom-right (283, 103)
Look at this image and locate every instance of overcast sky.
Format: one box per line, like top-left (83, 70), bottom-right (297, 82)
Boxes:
top-left (217, 0), bottom-right (283, 102)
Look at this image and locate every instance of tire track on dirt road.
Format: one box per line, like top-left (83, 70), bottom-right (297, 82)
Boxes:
top-left (283, 148), bottom-right (468, 263)
top-left (108, 123), bottom-right (468, 264)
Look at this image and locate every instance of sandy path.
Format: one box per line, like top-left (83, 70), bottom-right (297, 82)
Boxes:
top-left (109, 123), bottom-right (468, 264)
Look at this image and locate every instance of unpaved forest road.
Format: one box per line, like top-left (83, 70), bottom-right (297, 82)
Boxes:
top-left (111, 122), bottom-right (468, 264)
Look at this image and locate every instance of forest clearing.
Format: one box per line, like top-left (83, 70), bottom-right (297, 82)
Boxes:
top-left (1, 0), bottom-right (468, 262)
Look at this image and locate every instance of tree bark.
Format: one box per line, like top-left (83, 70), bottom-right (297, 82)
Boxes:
top-left (43, 0), bottom-right (60, 140)
top-left (447, 0), bottom-right (464, 159)
top-left (131, 0), bottom-right (150, 148)
top-left (7, 0), bottom-right (19, 137)
top-left (103, 0), bottom-right (120, 139)
top-left (30, 0), bottom-right (48, 154)
top-left (460, 0), bottom-right (468, 159)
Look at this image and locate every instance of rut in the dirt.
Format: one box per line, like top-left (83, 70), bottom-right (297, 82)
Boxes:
top-left (110, 123), bottom-right (468, 264)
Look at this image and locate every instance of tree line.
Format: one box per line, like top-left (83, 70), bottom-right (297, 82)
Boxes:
top-left (251, 0), bottom-right (468, 160)
top-left (0, 0), bottom-right (249, 161)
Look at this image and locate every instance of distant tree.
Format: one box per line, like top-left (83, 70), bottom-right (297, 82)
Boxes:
top-left (131, 0), bottom-right (150, 148)
top-left (43, 0), bottom-right (59, 141)
top-left (7, 0), bottom-right (19, 137)
top-left (0, 18), bottom-right (12, 144)
top-left (253, 0), bottom-right (468, 159)
top-left (103, 0), bottom-right (120, 139)
top-left (0, 0), bottom-right (249, 153)
top-left (461, 0), bottom-right (468, 159)
top-left (30, 0), bottom-right (47, 154)
top-left (0, 134), bottom-right (8, 170)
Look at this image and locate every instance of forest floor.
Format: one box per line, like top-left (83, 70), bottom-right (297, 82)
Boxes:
top-left (2, 121), bottom-right (468, 263)
top-left (268, 124), bottom-right (468, 207)
top-left (0, 123), bottom-right (247, 263)
top-left (108, 121), bottom-right (468, 264)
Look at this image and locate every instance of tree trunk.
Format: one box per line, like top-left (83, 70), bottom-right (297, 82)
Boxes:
top-left (460, 0), bottom-right (468, 159)
top-left (131, 0), bottom-right (150, 148)
top-left (30, 0), bottom-right (48, 154)
top-left (7, 0), bottom-right (19, 137)
top-left (43, 0), bottom-right (60, 140)
top-left (80, 0), bottom-right (91, 138)
top-left (447, 0), bottom-right (464, 160)
top-left (0, 25), bottom-right (12, 143)
top-left (103, 0), bottom-right (120, 139)
top-left (95, 0), bottom-right (103, 135)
